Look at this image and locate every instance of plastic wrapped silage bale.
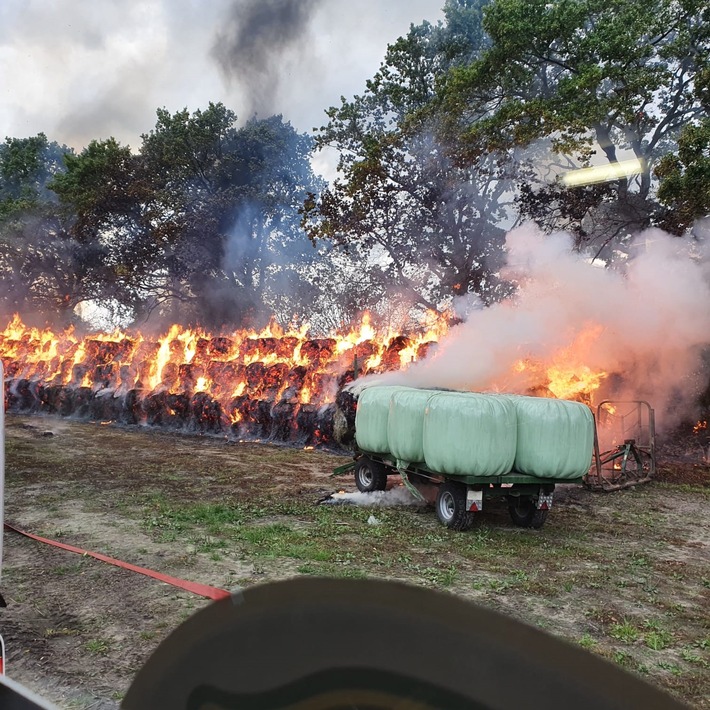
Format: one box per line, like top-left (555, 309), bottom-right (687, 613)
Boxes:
top-left (355, 386), bottom-right (411, 454)
top-left (387, 388), bottom-right (437, 465)
top-left (508, 396), bottom-right (594, 479)
top-left (423, 392), bottom-right (517, 477)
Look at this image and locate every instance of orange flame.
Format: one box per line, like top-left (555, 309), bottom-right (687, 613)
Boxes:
top-left (0, 312), bottom-right (446, 414)
top-left (0, 312), bottom-right (613, 434)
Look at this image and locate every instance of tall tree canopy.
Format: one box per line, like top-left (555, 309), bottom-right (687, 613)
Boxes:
top-left (49, 103), bottom-right (324, 328)
top-left (302, 0), bottom-right (512, 319)
top-left (431, 0), bottom-right (710, 245)
top-left (655, 66), bottom-right (710, 233)
top-left (0, 134), bottom-right (88, 321)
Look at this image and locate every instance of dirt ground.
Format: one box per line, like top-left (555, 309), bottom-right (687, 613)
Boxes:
top-left (0, 414), bottom-right (708, 708)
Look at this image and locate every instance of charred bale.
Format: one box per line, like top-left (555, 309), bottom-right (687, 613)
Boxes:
top-left (144, 391), bottom-right (169, 426)
top-left (270, 401), bottom-right (299, 440)
top-left (379, 335), bottom-right (412, 372)
top-left (159, 362), bottom-right (180, 392)
top-left (245, 362), bottom-right (268, 396)
top-left (332, 388), bottom-right (357, 449)
top-left (90, 390), bottom-right (122, 421)
top-left (3, 360), bottom-right (21, 379)
top-left (178, 363), bottom-right (205, 393)
top-left (208, 337), bottom-right (233, 357)
top-left (189, 392), bottom-right (223, 433)
top-left (38, 383), bottom-right (63, 414)
top-left (416, 341), bottom-right (437, 361)
top-left (93, 363), bottom-right (118, 390)
top-left (11, 378), bottom-right (41, 412)
top-left (207, 361), bottom-right (244, 398)
top-left (121, 389), bottom-right (143, 424)
top-left (73, 387), bottom-right (93, 419)
top-left (230, 396), bottom-right (271, 437)
top-left (280, 366), bottom-right (308, 401)
top-left (263, 363), bottom-right (289, 398)
top-left (70, 363), bottom-right (91, 387)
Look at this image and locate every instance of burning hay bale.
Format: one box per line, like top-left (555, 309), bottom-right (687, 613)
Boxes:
top-left (0, 314), bottom-right (448, 446)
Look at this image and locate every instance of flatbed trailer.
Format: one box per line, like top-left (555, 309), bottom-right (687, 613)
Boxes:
top-left (333, 452), bottom-right (581, 531)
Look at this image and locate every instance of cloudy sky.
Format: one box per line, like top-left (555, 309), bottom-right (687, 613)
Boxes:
top-left (0, 0), bottom-right (444, 167)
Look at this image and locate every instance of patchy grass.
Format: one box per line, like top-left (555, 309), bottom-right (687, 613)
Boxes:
top-left (3, 415), bottom-right (709, 709)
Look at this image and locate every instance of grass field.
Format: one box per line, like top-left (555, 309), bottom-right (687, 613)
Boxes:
top-left (1, 414), bottom-right (708, 708)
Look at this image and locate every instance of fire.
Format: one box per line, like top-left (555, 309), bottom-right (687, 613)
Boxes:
top-left (694, 420), bottom-right (708, 434)
top-left (512, 359), bottom-right (607, 403)
top-left (0, 312), bottom-right (612, 443)
top-left (546, 364), bottom-right (607, 401)
top-left (509, 325), bottom-right (607, 403)
top-left (0, 312), bottom-right (446, 443)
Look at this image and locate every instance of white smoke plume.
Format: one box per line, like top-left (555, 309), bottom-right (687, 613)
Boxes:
top-left (355, 222), bottom-right (710, 429)
top-left (325, 486), bottom-right (423, 507)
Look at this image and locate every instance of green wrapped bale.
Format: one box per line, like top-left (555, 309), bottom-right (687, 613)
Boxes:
top-left (509, 396), bottom-right (594, 479)
top-left (355, 386), bottom-right (411, 454)
top-left (387, 388), bottom-right (436, 465)
top-left (423, 392), bottom-right (517, 477)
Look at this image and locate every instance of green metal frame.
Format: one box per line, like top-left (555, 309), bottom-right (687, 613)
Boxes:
top-left (586, 400), bottom-right (655, 491)
top-left (332, 450), bottom-right (581, 490)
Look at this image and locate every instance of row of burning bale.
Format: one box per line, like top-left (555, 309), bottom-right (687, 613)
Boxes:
top-left (6, 378), bottom-right (352, 447)
top-left (2, 333), bottom-right (423, 446)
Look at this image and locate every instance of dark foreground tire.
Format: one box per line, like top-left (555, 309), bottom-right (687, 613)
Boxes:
top-left (354, 458), bottom-right (388, 492)
top-left (435, 481), bottom-right (474, 531)
top-left (508, 496), bottom-right (548, 529)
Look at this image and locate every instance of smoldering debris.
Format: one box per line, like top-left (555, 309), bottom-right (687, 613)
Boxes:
top-left (319, 486), bottom-right (424, 507)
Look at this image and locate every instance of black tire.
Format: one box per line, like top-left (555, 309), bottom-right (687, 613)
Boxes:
top-left (435, 481), bottom-right (474, 531)
top-left (508, 496), bottom-right (548, 529)
top-left (354, 458), bottom-right (388, 492)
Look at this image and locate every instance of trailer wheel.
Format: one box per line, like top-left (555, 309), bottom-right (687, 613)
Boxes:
top-left (508, 496), bottom-right (548, 529)
top-left (436, 482), bottom-right (474, 531)
top-left (354, 458), bottom-right (388, 493)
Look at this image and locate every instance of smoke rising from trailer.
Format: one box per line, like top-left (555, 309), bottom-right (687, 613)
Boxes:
top-left (357, 222), bottom-right (710, 428)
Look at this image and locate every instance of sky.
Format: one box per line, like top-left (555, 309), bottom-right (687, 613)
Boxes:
top-left (0, 0), bottom-right (444, 177)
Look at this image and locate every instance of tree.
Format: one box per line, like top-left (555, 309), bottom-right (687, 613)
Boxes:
top-left (0, 134), bottom-right (88, 322)
top-left (302, 0), bottom-right (512, 319)
top-left (433, 0), bottom-right (710, 247)
top-left (655, 67), bottom-right (710, 233)
top-left (139, 105), bottom-right (324, 328)
top-left (50, 137), bottom-right (157, 319)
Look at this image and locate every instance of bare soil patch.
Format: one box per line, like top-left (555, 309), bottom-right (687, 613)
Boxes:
top-left (1, 415), bottom-right (708, 708)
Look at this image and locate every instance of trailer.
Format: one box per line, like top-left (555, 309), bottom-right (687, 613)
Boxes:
top-left (333, 386), bottom-right (596, 531)
top-left (334, 453), bottom-right (566, 530)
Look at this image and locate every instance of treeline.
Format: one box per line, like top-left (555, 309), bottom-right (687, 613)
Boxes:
top-left (0, 108), bottom-right (330, 329)
top-left (1, 0), bottom-right (708, 331)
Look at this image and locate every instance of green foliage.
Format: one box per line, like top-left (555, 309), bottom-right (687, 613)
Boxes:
top-left (303, 0), bottom-right (513, 314)
top-left (655, 118), bottom-right (710, 233)
top-left (434, 0), bottom-right (710, 243)
top-left (0, 133), bottom-right (93, 319)
top-left (610, 619), bottom-right (640, 643)
top-left (0, 133), bottom-right (65, 217)
top-left (138, 105), bottom-right (324, 327)
top-left (10, 103), bottom-right (325, 328)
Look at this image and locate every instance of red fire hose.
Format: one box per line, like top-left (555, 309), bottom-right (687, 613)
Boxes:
top-left (4, 523), bottom-right (231, 601)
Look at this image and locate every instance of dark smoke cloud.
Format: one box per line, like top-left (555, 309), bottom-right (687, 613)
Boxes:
top-left (1, 1), bottom-right (442, 152)
top-left (211, 0), bottom-right (322, 120)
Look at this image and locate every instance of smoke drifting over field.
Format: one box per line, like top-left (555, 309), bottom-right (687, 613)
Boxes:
top-left (360, 222), bottom-right (710, 428)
